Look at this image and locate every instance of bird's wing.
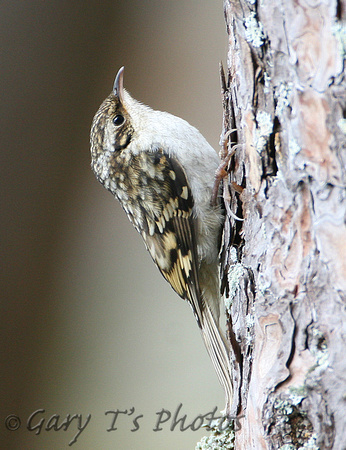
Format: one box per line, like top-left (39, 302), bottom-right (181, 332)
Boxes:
top-left (130, 149), bottom-right (205, 328)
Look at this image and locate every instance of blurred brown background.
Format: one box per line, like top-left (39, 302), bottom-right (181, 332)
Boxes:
top-left (1, 1), bottom-right (226, 448)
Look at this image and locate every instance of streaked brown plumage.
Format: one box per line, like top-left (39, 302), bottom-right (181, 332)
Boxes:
top-left (90, 67), bottom-right (233, 414)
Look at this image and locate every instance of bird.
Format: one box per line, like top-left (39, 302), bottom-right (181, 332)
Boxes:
top-left (90, 67), bottom-right (233, 415)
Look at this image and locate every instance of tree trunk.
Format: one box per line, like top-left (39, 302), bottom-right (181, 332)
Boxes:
top-left (199, 1), bottom-right (345, 449)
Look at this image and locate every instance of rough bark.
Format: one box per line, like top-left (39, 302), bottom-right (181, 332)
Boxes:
top-left (209, 1), bottom-right (346, 449)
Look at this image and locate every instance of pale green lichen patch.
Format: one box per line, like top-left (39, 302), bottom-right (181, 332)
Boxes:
top-left (256, 110), bottom-right (273, 136)
top-left (275, 82), bottom-right (293, 117)
top-left (245, 313), bottom-right (255, 345)
top-left (224, 263), bottom-right (245, 312)
top-left (309, 327), bottom-right (329, 371)
top-left (288, 386), bottom-right (308, 405)
top-left (289, 138), bottom-right (301, 155)
top-left (195, 421), bottom-right (235, 450)
top-left (299, 434), bottom-right (319, 450)
top-left (264, 71), bottom-right (271, 94)
top-left (244, 12), bottom-right (265, 47)
top-left (337, 118), bottom-right (346, 134)
top-left (255, 110), bottom-right (273, 152)
top-left (268, 396), bottom-right (314, 448)
top-left (332, 21), bottom-right (346, 58)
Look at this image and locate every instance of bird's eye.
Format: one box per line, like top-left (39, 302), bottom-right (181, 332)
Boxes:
top-left (113, 114), bottom-right (125, 126)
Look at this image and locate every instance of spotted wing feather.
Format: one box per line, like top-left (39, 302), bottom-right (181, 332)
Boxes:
top-left (129, 150), bottom-right (205, 328)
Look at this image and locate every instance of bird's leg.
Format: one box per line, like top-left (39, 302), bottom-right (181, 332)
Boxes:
top-left (212, 130), bottom-right (243, 208)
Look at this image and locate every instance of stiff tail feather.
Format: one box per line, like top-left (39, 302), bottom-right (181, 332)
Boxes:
top-left (200, 305), bottom-right (233, 416)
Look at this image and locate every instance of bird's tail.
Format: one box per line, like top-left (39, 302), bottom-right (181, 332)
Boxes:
top-left (200, 304), bottom-right (233, 416)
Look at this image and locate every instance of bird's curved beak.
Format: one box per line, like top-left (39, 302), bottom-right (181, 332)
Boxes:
top-left (113, 66), bottom-right (125, 103)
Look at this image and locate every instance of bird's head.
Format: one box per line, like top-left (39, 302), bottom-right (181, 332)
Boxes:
top-left (90, 66), bottom-right (135, 159)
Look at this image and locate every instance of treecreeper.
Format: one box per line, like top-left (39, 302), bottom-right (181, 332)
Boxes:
top-left (90, 67), bottom-right (233, 415)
